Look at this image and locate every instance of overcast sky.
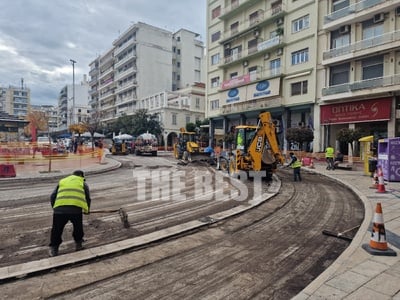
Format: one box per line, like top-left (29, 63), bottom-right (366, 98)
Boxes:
top-left (0, 0), bottom-right (206, 106)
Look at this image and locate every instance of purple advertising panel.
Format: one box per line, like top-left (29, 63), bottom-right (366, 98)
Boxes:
top-left (378, 138), bottom-right (400, 182)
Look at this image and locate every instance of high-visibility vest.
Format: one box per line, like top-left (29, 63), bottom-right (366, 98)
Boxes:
top-left (291, 158), bottom-right (302, 168)
top-left (53, 175), bottom-right (89, 213)
top-left (325, 147), bottom-right (334, 158)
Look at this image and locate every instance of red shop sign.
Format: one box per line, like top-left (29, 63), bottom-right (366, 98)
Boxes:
top-left (320, 98), bottom-right (391, 124)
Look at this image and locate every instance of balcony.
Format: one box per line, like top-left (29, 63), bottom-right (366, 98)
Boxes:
top-left (323, 0), bottom-right (398, 29)
top-left (220, 67), bottom-right (281, 90)
top-left (321, 74), bottom-right (400, 100)
top-left (115, 80), bottom-right (137, 94)
top-left (322, 30), bottom-right (400, 64)
top-left (114, 38), bottom-right (136, 56)
top-left (114, 51), bottom-right (136, 69)
top-left (220, 4), bottom-right (285, 44)
top-left (219, 0), bottom-right (259, 19)
top-left (99, 66), bottom-right (114, 80)
top-left (221, 36), bottom-right (283, 67)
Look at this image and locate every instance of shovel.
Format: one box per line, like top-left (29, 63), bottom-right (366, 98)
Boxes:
top-left (90, 208), bottom-right (130, 228)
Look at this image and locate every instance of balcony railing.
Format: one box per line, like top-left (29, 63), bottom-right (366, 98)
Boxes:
top-left (324, 0), bottom-right (384, 24)
top-left (323, 30), bottom-right (400, 61)
top-left (223, 36), bottom-right (282, 65)
top-left (322, 74), bottom-right (400, 96)
top-left (220, 67), bottom-right (281, 90)
top-left (114, 51), bottom-right (136, 69)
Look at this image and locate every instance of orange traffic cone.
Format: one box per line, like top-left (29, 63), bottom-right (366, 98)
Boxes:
top-left (362, 203), bottom-right (396, 256)
top-left (376, 166), bottom-right (386, 193)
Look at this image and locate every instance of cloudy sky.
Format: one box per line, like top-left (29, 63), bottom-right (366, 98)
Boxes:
top-left (0, 0), bottom-right (206, 106)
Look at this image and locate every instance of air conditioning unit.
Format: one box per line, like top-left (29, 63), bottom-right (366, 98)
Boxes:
top-left (225, 43), bottom-right (231, 49)
top-left (243, 60), bottom-right (249, 67)
top-left (254, 29), bottom-right (260, 37)
top-left (373, 13), bottom-right (384, 23)
top-left (339, 25), bottom-right (349, 34)
top-left (276, 48), bottom-right (283, 56)
top-left (276, 17), bottom-right (284, 26)
top-left (264, 53), bottom-right (270, 60)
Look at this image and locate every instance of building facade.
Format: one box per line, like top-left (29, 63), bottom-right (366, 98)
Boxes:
top-left (317, 0), bottom-right (400, 153)
top-left (88, 22), bottom-right (205, 126)
top-left (57, 75), bottom-right (90, 131)
top-left (1, 83), bottom-right (31, 118)
top-left (139, 82), bottom-right (206, 147)
top-left (206, 0), bottom-right (400, 153)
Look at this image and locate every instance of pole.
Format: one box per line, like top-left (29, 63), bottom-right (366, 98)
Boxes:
top-left (70, 59), bottom-right (76, 125)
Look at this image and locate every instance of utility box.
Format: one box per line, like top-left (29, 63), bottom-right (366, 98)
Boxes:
top-left (359, 135), bottom-right (374, 175)
top-left (377, 137), bottom-right (400, 182)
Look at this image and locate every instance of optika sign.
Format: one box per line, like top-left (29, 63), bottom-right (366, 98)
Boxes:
top-left (320, 98), bottom-right (391, 124)
top-left (331, 103), bottom-right (366, 114)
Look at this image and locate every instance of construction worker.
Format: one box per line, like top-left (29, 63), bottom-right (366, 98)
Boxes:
top-left (49, 170), bottom-right (91, 257)
top-left (325, 144), bottom-right (335, 170)
top-left (287, 152), bottom-right (302, 182)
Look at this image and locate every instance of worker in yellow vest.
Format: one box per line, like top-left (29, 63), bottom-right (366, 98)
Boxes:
top-left (49, 170), bottom-right (91, 257)
top-left (325, 145), bottom-right (335, 170)
top-left (287, 152), bottom-right (302, 182)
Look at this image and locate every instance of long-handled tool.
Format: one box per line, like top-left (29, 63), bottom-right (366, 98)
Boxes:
top-left (90, 208), bottom-right (130, 228)
top-left (322, 225), bottom-right (360, 242)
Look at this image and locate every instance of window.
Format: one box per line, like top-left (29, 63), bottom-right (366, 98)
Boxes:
top-left (292, 15), bottom-right (309, 33)
top-left (291, 48), bottom-right (309, 65)
top-left (211, 31), bottom-right (221, 42)
top-left (212, 6), bottom-right (221, 19)
top-left (211, 53), bottom-right (220, 65)
top-left (291, 81), bottom-right (308, 96)
top-left (172, 114), bottom-right (177, 125)
top-left (177, 62), bottom-right (180, 68)
top-left (211, 77), bottom-right (220, 88)
top-left (195, 70), bottom-right (200, 82)
top-left (248, 38), bottom-right (258, 54)
top-left (362, 55), bottom-right (383, 80)
top-left (195, 57), bottom-right (201, 69)
top-left (177, 49), bottom-right (181, 55)
top-left (195, 97), bottom-right (200, 108)
top-left (230, 21), bottom-right (239, 34)
top-left (186, 115), bottom-right (190, 124)
top-left (331, 28), bottom-right (350, 49)
top-left (270, 58), bottom-right (281, 76)
top-left (249, 11), bottom-right (259, 25)
top-left (210, 99), bottom-right (219, 110)
top-left (330, 63), bottom-right (350, 85)
top-left (230, 72), bottom-right (238, 79)
top-left (332, 0), bottom-right (349, 12)
top-left (362, 19), bottom-right (384, 40)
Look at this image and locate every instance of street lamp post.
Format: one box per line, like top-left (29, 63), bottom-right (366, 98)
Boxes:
top-left (70, 59), bottom-right (76, 125)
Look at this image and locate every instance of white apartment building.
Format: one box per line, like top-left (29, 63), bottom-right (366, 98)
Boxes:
top-left (139, 82), bottom-right (206, 147)
top-left (1, 83), bottom-right (31, 117)
top-left (88, 22), bottom-right (205, 126)
top-left (318, 0), bottom-right (400, 153)
top-left (57, 75), bottom-right (90, 131)
top-left (206, 0), bottom-right (400, 153)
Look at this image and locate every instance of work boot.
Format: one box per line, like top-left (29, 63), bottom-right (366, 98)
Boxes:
top-left (75, 241), bottom-right (84, 251)
top-left (49, 246), bottom-right (58, 257)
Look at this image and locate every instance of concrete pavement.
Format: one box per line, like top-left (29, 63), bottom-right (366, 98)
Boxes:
top-left (294, 162), bottom-right (400, 299)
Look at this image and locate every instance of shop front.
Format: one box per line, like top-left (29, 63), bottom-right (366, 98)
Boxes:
top-left (320, 97), bottom-right (392, 155)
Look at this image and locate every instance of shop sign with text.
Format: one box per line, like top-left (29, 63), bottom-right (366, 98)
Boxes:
top-left (320, 98), bottom-right (391, 124)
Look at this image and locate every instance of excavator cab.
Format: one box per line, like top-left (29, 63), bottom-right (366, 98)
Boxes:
top-left (229, 112), bottom-right (284, 180)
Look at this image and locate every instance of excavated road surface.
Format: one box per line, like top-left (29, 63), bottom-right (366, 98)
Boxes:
top-left (0, 155), bottom-right (364, 299)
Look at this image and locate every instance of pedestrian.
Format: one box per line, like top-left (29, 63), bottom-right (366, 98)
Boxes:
top-left (333, 151), bottom-right (344, 169)
top-left (287, 152), bottom-right (302, 182)
top-left (49, 170), bottom-right (91, 257)
top-left (325, 144), bottom-right (335, 170)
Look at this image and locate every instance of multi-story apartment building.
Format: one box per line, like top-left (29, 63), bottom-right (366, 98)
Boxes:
top-left (139, 82), bottom-right (206, 147)
top-left (206, 0), bottom-right (400, 153)
top-left (207, 0), bottom-right (318, 151)
top-left (1, 83), bottom-right (31, 117)
top-left (318, 0), bottom-right (400, 152)
top-left (88, 22), bottom-right (205, 126)
top-left (57, 75), bottom-right (90, 131)
top-left (30, 104), bottom-right (58, 132)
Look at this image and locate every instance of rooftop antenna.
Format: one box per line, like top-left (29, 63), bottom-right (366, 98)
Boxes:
top-left (21, 78), bottom-right (24, 90)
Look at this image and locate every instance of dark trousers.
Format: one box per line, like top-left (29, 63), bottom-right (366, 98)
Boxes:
top-left (293, 167), bottom-right (301, 181)
top-left (326, 157), bottom-right (334, 170)
top-left (49, 213), bottom-right (84, 248)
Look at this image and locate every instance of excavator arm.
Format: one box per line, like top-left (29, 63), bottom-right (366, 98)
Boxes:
top-left (248, 112), bottom-right (284, 170)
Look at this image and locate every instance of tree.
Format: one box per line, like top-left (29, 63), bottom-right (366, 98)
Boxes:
top-left (336, 128), bottom-right (365, 156)
top-left (24, 111), bottom-right (48, 140)
top-left (286, 127), bottom-right (314, 152)
top-left (131, 109), bottom-right (163, 136)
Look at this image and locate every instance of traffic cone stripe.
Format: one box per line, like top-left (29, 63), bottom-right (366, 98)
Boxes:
top-left (376, 166), bottom-right (386, 193)
top-left (369, 203), bottom-right (388, 251)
